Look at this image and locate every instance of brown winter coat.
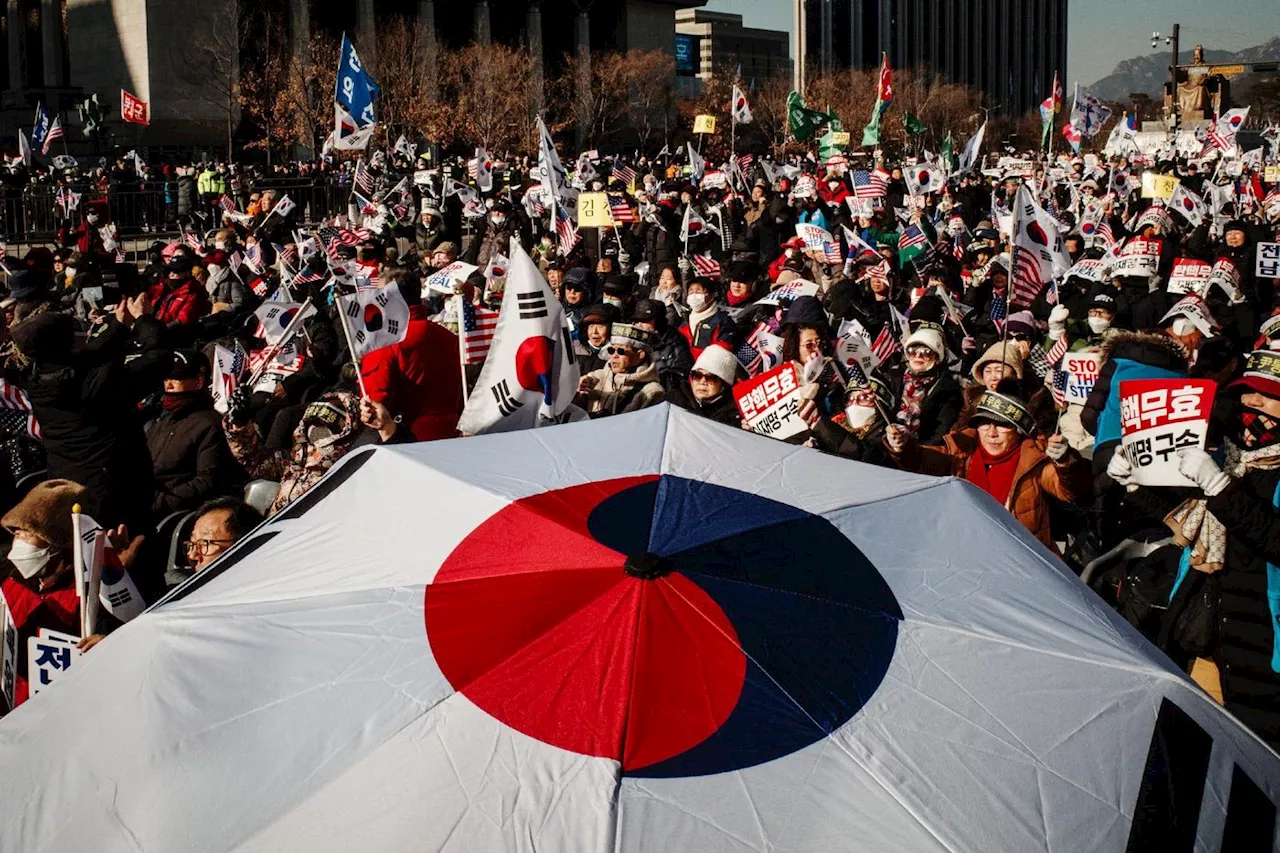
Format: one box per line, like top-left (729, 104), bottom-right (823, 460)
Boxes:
top-left (895, 428), bottom-right (1091, 549)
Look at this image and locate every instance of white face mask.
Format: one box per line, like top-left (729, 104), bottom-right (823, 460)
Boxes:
top-left (686, 293), bottom-right (707, 312)
top-left (9, 539), bottom-right (52, 579)
top-left (64, 267), bottom-right (76, 278)
top-left (844, 404), bottom-right (878, 429)
top-left (215, 241), bottom-right (227, 251)
top-left (1087, 316), bottom-right (1111, 334)
top-left (86, 214), bottom-right (99, 224)
top-left (491, 215), bottom-right (506, 227)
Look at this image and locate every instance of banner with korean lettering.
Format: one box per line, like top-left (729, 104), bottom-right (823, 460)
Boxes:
top-left (734, 363), bottom-right (807, 441)
top-left (1167, 258), bottom-right (1212, 296)
top-left (0, 593), bottom-right (16, 710)
top-left (27, 629), bottom-right (82, 697)
top-left (120, 89), bottom-right (149, 125)
top-left (1062, 352), bottom-right (1101, 405)
top-left (1119, 378), bottom-right (1218, 487)
top-left (1257, 242), bottom-right (1280, 279)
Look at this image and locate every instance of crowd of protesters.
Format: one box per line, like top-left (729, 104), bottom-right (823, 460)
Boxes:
top-left (1, 129), bottom-right (1279, 753)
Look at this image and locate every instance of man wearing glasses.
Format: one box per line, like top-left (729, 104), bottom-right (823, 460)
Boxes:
top-left (574, 324), bottom-right (666, 418)
top-left (183, 497), bottom-right (263, 572)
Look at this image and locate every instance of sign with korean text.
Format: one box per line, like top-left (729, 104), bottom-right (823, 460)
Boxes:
top-left (735, 363), bottom-right (807, 440)
top-left (1062, 352), bottom-right (1102, 404)
top-left (120, 89), bottom-right (149, 125)
top-left (693, 115), bottom-right (717, 135)
top-left (1256, 243), bottom-right (1280, 279)
top-left (576, 193), bottom-right (611, 228)
top-left (1265, 166), bottom-right (1280, 184)
top-left (757, 279), bottom-right (819, 306)
top-left (26, 629), bottom-right (82, 697)
top-left (1167, 258), bottom-right (1212, 296)
top-left (1111, 238), bottom-right (1161, 278)
top-left (0, 594), bottom-right (16, 710)
top-left (829, 131), bottom-right (851, 146)
top-left (1140, 173), bottom-right (1179, 200)
top-left (1119, 378), bottom-right (1218, 487)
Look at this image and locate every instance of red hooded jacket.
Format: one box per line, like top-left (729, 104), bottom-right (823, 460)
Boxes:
top-left (361, 305), bottom-right (465, 441)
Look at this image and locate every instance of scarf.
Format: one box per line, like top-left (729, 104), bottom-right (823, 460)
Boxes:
top-left (895, 368), bottom-right (937, 436)
top-left (967, 441), bottom-right (1022, 506)
top-left (686, 300), bottom-right (722, 331)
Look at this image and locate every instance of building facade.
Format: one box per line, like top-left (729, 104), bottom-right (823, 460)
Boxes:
top-left (674, 8), bottom-right (791, 95)
top-left (804, 0), bottom-right (1068, 115)
top-left (3, 0), bottom-right (705, 149)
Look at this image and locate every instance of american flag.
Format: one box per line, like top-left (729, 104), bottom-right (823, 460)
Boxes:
top-left (871, 324), bottom-right (901, 362)
top-left (353, 160), bottom-right (377, 197)
top-left (1050, 366), bottom-right (1069, 408)
top-left (0, 378), bottom-right (41, 439)
top-left (243, 243), bottom-right (262, 272)
top-left (691, 254), bottom-right (721, 278)
top-left (898, 224), bottom-right (928, 251)
top-left (219, 193), bottom-right (237, 213)
top-left (41, 115), bottom-right (64, 156)
top-left (318, 226), bottom-right (372, 260)
top-left (608, 194), bottom-right (637, 223)
top-left (852, 170), bottom-right (888, 199)
top-left (1094, 219), bottom-right (1116, 250)
top-left (460, 299), bottom-right (500, 365)
top-left (1045, 333), bottom-right (1070, 372)
top-left (735, 339), bottom-right (763, 376)
top-left (612, 165), bottom-right (637, 186)
top-left (291, 267), bottom-right (327, 288)
top-left (555, 202), bottom-right (579, 255)
top-left (1010, 245), bottom-right (1047, 308)
top-left (736, 153), bottom-right (755, 171)
top-left (989, 293), bottom-right (1007, 336)
top-left (182, 232), bottom-right (203, 252)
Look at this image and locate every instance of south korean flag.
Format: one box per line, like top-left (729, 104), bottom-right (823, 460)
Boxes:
top-left (338, 281), bottom-right (411, 359)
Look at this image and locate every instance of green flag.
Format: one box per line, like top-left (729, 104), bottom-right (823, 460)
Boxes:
top-left (862, 97), bottom-right (884, 146)
top-left (940, 132), bottom-right (955, 170)
top-left (788, 91), bottom-right (833, 143)
top-left (903, 112), bottom-right (926, 137)
top-left (817, 115), bottom-right (845, 161)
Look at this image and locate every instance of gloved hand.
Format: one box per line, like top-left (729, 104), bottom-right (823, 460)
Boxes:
top-left (225, 386), bottom-right (253, 427)
top-left (1106, 449), bottom-right (1137, 487)
top-left (1045, 434), bottom-right (1070, 461)
top-left (885, 425), bottom-right (909, 455)
top-left (1177, 447), bottom-right (1232, 496)
top-left (677, 256), bottom-right (692, 274)
top-left (617, 251), bottom-right (631, 273)
top-left (1047, 305), bottom-right (1070, 341)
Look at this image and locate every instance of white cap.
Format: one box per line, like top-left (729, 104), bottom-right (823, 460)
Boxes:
top-left (692, 344), bottom-right (741, 386)
top-left (904, 326), bottom-right (946, 361)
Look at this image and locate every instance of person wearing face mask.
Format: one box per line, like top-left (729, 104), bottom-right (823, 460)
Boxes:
top-left (667, 342), bottom-right (742, 426)
top-left (887, 384), bottom-right (1089, 550)
top-left (223, 390), bottom-right (366, 516)
top-left (1106, 349), bottom-right (1280, 750)
top-left (879, 325), bottom-right (963, 447)
top-left (145, 352), bottom-right (238, 518)
top-left (800, 376), bottom-right (895, 465)
top-left (58, 201), bottom-right (114, 268)
top-left (677, 278), bottom-right (733, 360)
top-left (467, 198), bottom-right (521, 269)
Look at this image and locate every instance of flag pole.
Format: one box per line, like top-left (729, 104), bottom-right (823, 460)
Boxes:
top-left (335, 286), bottom-right (370, 398)
top-left (245, 300), bottom-right (314, 388)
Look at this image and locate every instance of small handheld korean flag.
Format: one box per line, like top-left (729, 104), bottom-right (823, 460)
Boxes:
top-left (212, 341), bottom-right (248, 415)
top-left (337, 281), bottom-right (411, 360)
top-left (457, 239), bottom-right (581, 434)
top-left (253, 301), bottom-right (315, 347)
top-left (1169, 183), bottom-right (1207, 228)
top-left (731, 84), bottom-right (753, 124)
top-left (72, 507), bottom-right (144, 635)
top-left (270, 194), bottom-right (297, 220)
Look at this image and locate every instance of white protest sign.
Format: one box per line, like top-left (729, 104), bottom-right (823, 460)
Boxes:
top-left (1064, 258), bottom-right (1108, 284)
top-left (1208, 258), bottom-right (1242, 300)
top-left (1062, 352), bottom-right (1102, 405)
top-left (425, 261), bottom-right (479, 295)
top-left (0, 594), bottom-right (16, 710)
top-left (734, 363), bottom-right (807, 440)
top-left (1257, 242), bottom-right (1280, 279)
top-left (1167, 258), bottom-right (1213, 296)
top-left (26, 630), bottom-right (82, 697)
top-left (846, 197), bottom-right (876, 219)
top-left (1110, 238), bottom-right (1162, 278)
top-left (1119, 378), bottom-right (1218, 487)
top-left (757, 279), bottom-right (819, 306)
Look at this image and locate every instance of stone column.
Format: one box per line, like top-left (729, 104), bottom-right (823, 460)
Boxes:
top-left (475, 0), bottom-right (491, 46)
top-left (7, 0), bottom-right (23, 93)
top-left (574, 3), bottom-right (590, 148)
top-left (419, 0), bottom-right (438, 100)
top-left (527, 2), bottom-right (544, 118)
top-left (290, 0), bottom-right (311, 69)
top-left (41, 0), bottom-right (60, 87)
top-left (357, 0), bottom-right (376, 67)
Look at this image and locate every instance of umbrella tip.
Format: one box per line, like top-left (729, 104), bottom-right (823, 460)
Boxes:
top-left (624, 552), bottom-right (673, 580)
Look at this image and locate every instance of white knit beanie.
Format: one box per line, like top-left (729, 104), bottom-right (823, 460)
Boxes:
top-left (904, 327), bottom-right (946, 361)
top-left (692, 344), bottom-right (742, 386)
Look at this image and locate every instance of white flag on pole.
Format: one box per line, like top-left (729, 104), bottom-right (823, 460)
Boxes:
top-left (687, 143), bottom-right (706, 184)
top-left (457, 240), bottom-right (581, 434)
top-left (958, 122), bottom-right (986, 173)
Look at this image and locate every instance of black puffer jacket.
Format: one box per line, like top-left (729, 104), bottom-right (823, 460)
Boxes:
top-left (1204, 467), bottom-right (1280, 752)
top-left (877, 365), bottom-right (964, 447)
top-left (667, 380), bottom-right (741, 427)
top-left (650, 327), bottom-right (694, 395)
top-left (146, 397), bottom-right (241, 517)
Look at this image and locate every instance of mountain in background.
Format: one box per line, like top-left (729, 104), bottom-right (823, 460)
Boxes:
top-left (1088, 37), bottom-right (1280, 103)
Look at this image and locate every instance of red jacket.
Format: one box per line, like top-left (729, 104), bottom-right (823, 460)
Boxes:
top-left (153, 279), bottom-right (211, 326)
top-left (1, 575), bottom-right (79, 711)
top-left (361, 305), bottom-right (465, 441)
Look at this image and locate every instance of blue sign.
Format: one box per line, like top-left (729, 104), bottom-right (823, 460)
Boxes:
top-left (334, 33), bottom-right (380, 128)
top-left (675, 35), bottom-right (696, 75)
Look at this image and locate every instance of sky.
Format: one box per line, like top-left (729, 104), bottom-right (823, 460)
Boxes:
top-left (701, 0), bottom-right (1277, 86)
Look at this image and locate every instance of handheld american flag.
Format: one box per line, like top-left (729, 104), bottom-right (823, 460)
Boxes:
top-left (459, 299), bottom-right (500, 366)
top-left (0, 378), bottom-right (41, 439)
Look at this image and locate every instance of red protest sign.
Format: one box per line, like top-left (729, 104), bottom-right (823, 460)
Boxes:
top-left (1119, 378), bottom-right (1217, 487)
top-left (1167, 258), bottom-right (1212, 296)
top-left (734, 363), bottom-right (806, 440)
top-left (121, 89), bottom-right (150, 126)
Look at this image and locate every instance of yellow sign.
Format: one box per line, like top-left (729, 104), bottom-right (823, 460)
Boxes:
top-left (829, 131), bottom-right (851, 146)
top-left (693, 114), bottom-right (717, 135)
top-left (576, 192), bottom-right (612, 228)
top-left (1266, 166), bottom-right (1280, 184)
top-left (1208, 64), bottom-right (1247, 78)
top-left (1141, 172), bottom-right (1180, 200)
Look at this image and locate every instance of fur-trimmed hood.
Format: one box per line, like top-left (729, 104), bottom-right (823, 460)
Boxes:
top-left (1098, 329), bottom-right (1189, 373)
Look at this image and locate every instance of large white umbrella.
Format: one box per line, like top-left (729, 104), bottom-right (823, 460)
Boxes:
top-left (1, 404), bottom-right (1276, 852)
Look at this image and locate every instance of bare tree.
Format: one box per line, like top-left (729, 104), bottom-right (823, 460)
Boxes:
top-left (170, 0), bottom-right (242, 162)
top-left (447, 44), bottom-right (535, 152)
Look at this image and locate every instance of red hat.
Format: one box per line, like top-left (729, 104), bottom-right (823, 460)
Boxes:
top-left (1230, 350), bottom-right (1280, 398)
top-left (782, 236), bottom-right (806, 250)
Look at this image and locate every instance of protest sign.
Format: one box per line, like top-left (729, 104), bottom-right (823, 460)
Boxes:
top-left (0, 594), bottom-right (16, 709)
top-left (426, 261), bottom-right (479, 294)
top-left (734, 363), bottom-right (807, 440)
top-left (757, 279), bottom-right (819, 306)
top-left (1064, 258), bottom-right (1108, 284)
top-left (27, 630), bottom-right (82, 697)
top-left (1208, 258), bottom-right (1243, 299)
top-left (1140, 173), bottom-right (1179, 199)
top-left (1062, 352), bottom-right (1102, 405)
top-left (1119, 378), bottom-right (1218, 487)
top-left (693, 115), bottom-right (716, 134)
top-left (1266, 166), bottom-right (1280, 183)
top-left (1110, 239), bottom-right (1161, 278)
top-left (1167, 258), bottom-right (1212, 296)
top-left (576, 192), bottom-right (611, 228)
top-left (1257, 242), bottom-right (1280, 279)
